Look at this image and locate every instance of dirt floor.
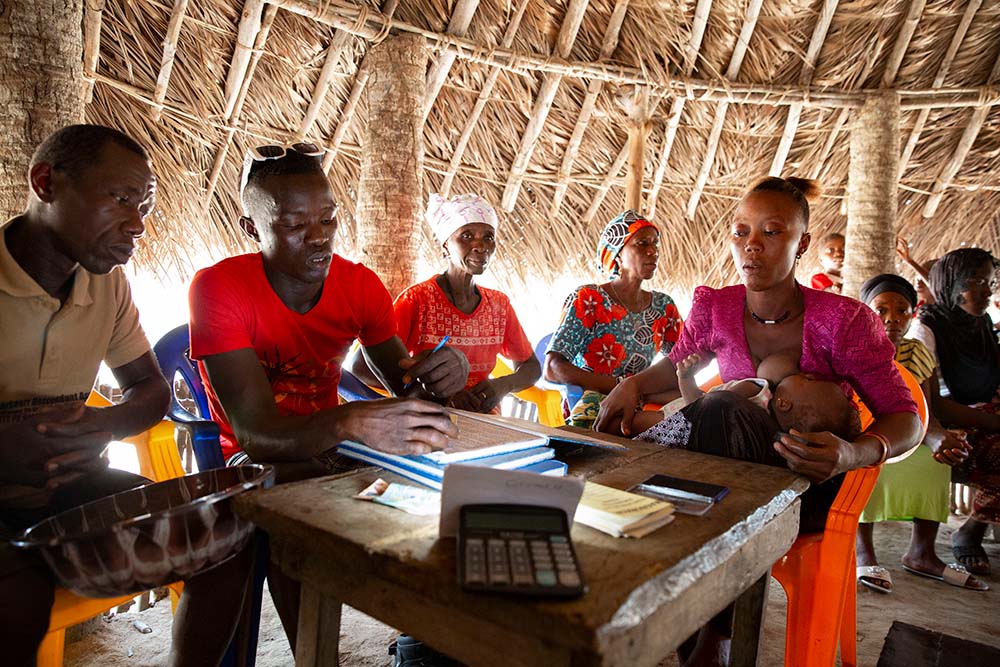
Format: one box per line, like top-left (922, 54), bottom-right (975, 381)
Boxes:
top-left (64, 515), bottom-right (999, 667)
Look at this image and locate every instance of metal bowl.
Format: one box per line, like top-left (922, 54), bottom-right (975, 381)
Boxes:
top-left (12, 464), bottom-right (274, 598)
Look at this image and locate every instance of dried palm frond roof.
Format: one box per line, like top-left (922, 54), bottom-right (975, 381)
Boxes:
top-left (84, 0), bottom-right (1000, 308)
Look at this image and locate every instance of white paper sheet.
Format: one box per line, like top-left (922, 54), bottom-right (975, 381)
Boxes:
top-left (438, 464), bottom-right (585, 537)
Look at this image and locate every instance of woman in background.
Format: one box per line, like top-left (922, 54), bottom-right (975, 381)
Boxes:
top-left (543, 210), bottom-right (683, 427)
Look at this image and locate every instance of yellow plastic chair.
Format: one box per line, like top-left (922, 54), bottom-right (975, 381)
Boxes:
top-left (491, 357), bottom-right (565, 427)
top-left (37, 393), bottom-right (187, 667)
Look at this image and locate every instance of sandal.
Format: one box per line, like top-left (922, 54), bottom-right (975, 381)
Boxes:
top-left (901, 563), bottom-right (989, 591)
top-left (952, 543), bottom-right (992, 575)
top-left (856, 565), bottom-right (893, 593)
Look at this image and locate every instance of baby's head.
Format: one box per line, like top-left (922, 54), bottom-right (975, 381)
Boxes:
top-left (818, 232), bottom-right (845, 273)
top-left (772, 374), bottom-right (862, 439)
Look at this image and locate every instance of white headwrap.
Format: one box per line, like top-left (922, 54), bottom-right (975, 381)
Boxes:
top-left (425, 193), bottom-right (498, 243)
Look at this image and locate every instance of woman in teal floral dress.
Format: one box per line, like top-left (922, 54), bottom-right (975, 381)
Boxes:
top-left (543, 210), bottom-right (684, 426)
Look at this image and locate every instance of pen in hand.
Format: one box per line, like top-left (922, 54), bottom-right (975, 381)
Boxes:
top-left (403, 335), bottom-right (451, 390)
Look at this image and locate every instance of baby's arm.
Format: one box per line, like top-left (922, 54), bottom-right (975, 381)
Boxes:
top-left (676, 354), bottom-right (706, 404)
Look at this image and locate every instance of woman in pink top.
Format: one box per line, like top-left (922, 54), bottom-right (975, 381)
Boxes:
top-left (595, 177), bottom-right (923, 664)
top-left (394, 194), bottom-right (540, 413)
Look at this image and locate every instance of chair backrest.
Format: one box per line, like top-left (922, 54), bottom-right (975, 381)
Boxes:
top-left (533, 333), bottom-right (584, 408)
top-left (533, 333), bottom-right (553, 366)
top-left (338, 368), bottom-right (384, 402)
top-left (152, 324), bottom-right (225, 471)
top-left (153, 324), bottom-right (211, 422)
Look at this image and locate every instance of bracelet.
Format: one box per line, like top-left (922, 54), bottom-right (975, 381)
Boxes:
top-left (862, 431), bottom-right (891, 467)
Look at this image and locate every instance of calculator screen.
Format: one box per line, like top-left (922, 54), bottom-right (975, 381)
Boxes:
top-left (463, 509), bottom-right (564, 533)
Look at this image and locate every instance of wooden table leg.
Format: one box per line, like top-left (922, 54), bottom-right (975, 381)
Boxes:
top-left (729, 572), bottom-right (770, 667)
top-left (295, 586), bottom-right (342, 667)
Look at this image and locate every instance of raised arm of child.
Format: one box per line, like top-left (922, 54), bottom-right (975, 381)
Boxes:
top-left (676, 354), bottom-right (707, 404)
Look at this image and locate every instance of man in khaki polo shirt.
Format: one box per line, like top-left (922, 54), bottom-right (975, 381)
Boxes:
top-left (0, 124), bottom-right (250, 667)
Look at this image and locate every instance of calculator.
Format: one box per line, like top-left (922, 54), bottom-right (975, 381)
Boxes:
top-left (458, 503), bottom-right (586, 597)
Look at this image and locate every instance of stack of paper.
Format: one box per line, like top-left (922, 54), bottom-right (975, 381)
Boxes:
top-left (337, 411), bottom-right (569, 490)
top-left (574, 482), bottom-right (675, 538)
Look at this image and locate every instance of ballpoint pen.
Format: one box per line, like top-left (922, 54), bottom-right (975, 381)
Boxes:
top-left (403, 335), bottom-right (451, 390)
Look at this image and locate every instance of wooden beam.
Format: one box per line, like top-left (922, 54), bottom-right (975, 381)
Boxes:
top-left (807, 0), bottom-right (926, 180)
top-left (269, 0), bottom-right (1000, 113)
top-left (549, 0), bottom-right (631, 218)
top-left (151, 0), bottom-right (190, 121)
top-left (686, 0), bottom-right (764, 219)
top-left (320, 0), bottom-right (401, 172)
top-left (882, 0), bottom-right (927, 87)
top-left (297, 30), bottom-right (353, 139)
top-left (922, 49), bottom-right (1000, 217)
top-left (768, 0), bottom-right (839, 176)
top-left (625, 87), bottom-right (650, 212)
top-left (440, 0), bottom-right (531, 196)
top-left (647, 0), bottom-right (712, 218)
top-left (422, 0), bottom-right (481, 122)
top-left (499, 0), bottom-right (590, 212)
top-left (898, 0), bottom-right (981, 179)
top-left (223, 0), bottom-right (266, 122)
top-left (204, 3), bottom-right (278, 209)
top-left (82, 0), bottom-right (106, 103)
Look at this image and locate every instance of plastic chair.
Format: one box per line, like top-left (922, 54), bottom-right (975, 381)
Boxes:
top-left (491, 356), bottom-right (564, 427)
top-left (770, 362), bottom-right (929, 667)
top-left (152, 324), bottom-right (264, 667)
top-left (38, 411), bottom-right (185, 667)
top-left (339, 368), bottom-right (385, 402)
top-left (534, 333), bottom-right (583, 415)
top-left (152, 324), bottom-right (225, 471)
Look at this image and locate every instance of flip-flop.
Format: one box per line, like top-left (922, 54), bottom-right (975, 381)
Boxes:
top-left (901, 563), bottom-right (989, 591)
top-left (952, 543), bottom-right (992, 575)
top-left (856, 565), bottom-right (893, 593)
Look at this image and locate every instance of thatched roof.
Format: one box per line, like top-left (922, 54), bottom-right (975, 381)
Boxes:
top-left (84, 0), bottom-right (1000, 305)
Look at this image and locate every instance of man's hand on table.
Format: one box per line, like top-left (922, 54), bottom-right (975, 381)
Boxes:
top-left (334, 398), bottom-right (458, 456)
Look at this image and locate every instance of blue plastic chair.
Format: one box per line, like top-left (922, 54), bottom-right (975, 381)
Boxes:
top-left (535, 333), bottom-right (584, 409)
top-left (152, 324), bottom-right (263, 667)
top-left (152, 324), bottom-right (225, 471)
top-left (338, 367), bottom-right (385, 402)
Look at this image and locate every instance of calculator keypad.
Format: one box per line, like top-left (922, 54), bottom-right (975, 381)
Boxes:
top-left (462, 532), bottom-right (584, 596)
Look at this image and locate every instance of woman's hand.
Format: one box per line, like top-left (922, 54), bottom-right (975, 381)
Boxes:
top-left (928, 428), bottom-right (972, 466)
top-left (594, 376), bottom-right (643, 436)
top-left (773, 429), bottom-right (853, 483)
top-left (449, 379), bottom-right (503, 413)
top-left (895, 235), bottom-right (912, 263)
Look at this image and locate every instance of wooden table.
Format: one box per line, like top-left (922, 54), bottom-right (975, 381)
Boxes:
top-left (233, 434), bottom-right (809, 667)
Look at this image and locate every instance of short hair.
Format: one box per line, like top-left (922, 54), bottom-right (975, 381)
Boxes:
top-left (747, 176), bottom-right (822, 229)
top-left (819, 232), bottom-right (844, 246)
top-left (929, 248), bottom-right (999, 310)
top-left (30, 124), bottom-right (148, 178)
top-left (240, 151), bottom-right (327, 214)
top-left (788, 383), bottom-right (862, 440)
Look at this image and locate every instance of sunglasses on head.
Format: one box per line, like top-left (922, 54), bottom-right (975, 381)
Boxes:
top-left (240, 142), bottom-right (325, 194)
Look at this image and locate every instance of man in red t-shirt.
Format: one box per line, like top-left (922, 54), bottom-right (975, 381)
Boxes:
top-left (189, 147), bottom-right (469, 648)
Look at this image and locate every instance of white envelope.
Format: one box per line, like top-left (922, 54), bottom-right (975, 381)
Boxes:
top-left (439, 464), bottom-right (585, 537)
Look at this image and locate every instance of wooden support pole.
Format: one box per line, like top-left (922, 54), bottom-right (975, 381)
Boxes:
top-left (922, 49), bottom-right (1000, 218)
top-left (685, 0), bottom-right (763, 220)
top-left (355, 33), bottom-right (428, 298)
top-left (499, 0), bottom-right (590, 212)
top-left (0, 0), bottom-right (84, 214)
top-left (422, 0), bottom-right (480, 122)
top-left (768, 0), bottom-right (838, 177)
top-left (549, 0), bottom-right (630, 218)
top-left (321, 0), bottom-right (400, 171)
top-left (624, 87), bottom-right (650, 213)
top-left (898, 0), bottom-right (981, 180)
top-left (82, 0), bottom-right (106, 103)
top-left (152, 0), bottom-right (190, 121)
top-left (844, 92), bottom-right (900, 298)
top-left (440, 0), bottom-right (531, 196)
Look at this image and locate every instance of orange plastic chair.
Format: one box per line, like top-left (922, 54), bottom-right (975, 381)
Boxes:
top-left (771, 362), bottom-right (928, 667)
top-left (37, 393), bottom-right (187, 667)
